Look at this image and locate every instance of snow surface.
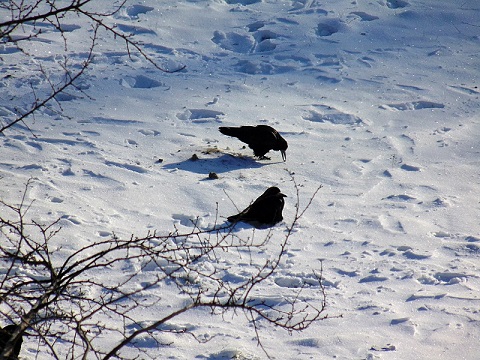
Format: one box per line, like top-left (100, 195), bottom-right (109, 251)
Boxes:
top-left (1, 0), bottom-right (480, 359)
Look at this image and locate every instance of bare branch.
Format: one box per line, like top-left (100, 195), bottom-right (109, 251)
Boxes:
top-left (0, 0), bottom-right (184, 134)
top-left (0, 177), bottom-right (326, 358)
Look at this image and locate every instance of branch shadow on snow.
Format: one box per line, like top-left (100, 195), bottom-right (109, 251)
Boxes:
top-left (162, 152), bottom-right (281, 176)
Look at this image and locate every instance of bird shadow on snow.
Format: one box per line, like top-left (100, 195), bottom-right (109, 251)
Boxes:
top-left (214, 220), bottom-right (281, 233)
top-left (162, 152), bottom-right (281, 176)
top-left (172, 214), bottom-right (278, 235)
top-left (225, 220), bottom-right (281, 231)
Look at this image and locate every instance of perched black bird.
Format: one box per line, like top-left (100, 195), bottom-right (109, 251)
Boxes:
top-left (0, 324), bottom-right (23, 360)
top-left (219, 125), bottom-right (288, 161)
top-left (228, 187), bottom-right (286, 226)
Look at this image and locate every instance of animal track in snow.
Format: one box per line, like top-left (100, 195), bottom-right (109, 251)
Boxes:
top-left (356, 56), bottom-right (375, 68)
top-left (434, 272), bottom-right (470, 284)
top-left (78, 117), bottom-right (142, 126)
top-left (317, 112), bottom-right (362, 125)
top-left (400, 163), bottom-right (421, 172)
top-left (252, 30), bottom-right (278, 52)
top-left (274, 272), bottom-right (320, 288)
top-left (288, 338), bottom-right (322, 348)
top-left (120, 75), bottom-right (165, 89)
top-left (274, 276), bottom-right (304, 288)
top-left (274, 54), bottom-right (312, 66)
top-left (33, 136), bottom-right (97, 149)
top-left (316, 19), bottom-right (343, 37)
top-left (138, 129), bottom-right (161, 136)
top-left (350, 12), bottom-right (379, 21)
top-left (176, 109), bottom-right (224, 123)
top-left (378, 214), bottom-right (405, 233)
top-left (234, 59), bottom-right (295, 75)
top-left (247, 21), bottom-right (267, 32)
top-left (105, 160), bottom-right (148, 174)
top-left (402, 249), bottom-right (432, 260)
top-left (116, 23), bottom-right (156, 35)
top-left (314, 53), bottom-right (343, 68)
top-left (24, 21), bottom-right (81, 33)
top-left (359, 274), bottom-right (388, 283)
top-left (60, 214), bottom-right (82, 225)
top-left (383, 194), bottom-right (417, 202)
top-left (172, 214), bottom-right (208, 228)
top-left (380, 101), bottom-right (444, 111)
top-left (396, 84), bottom-right (425, 91)
top-left (386, 134), bottom-right (415, 158)
top-left (125, 4), bottom-right (154, 19)
top-left (125, 139), bottom-right (138, 146)
top-left (288, 0), bottom-right (327, 14)
top-left (334, 268), bottom-right (360, 277)
top-left (0, 45), bottom-right (21, 54)
top-left (276, 17), bottom-right (300, 25)
top-left (142, 43), bottom-right (175, 55)
top-left (303, 105), bottom-right (364, 125)
top-left (212, 31), bottom-right (255, 53)
top-left (386, 0), bottom-right (409, 9)
top-left (224, 0), bottom-right (261, 4)
top-left (212, 28), bottom-right (279, 54)
top-left (449, 85), bottom-right (480, 96)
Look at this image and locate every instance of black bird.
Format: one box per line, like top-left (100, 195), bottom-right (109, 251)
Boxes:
top-left (0, 324), bottom-right (23, 360)
top-left (219, 125), bottom-right (288, 161)
top-left (228, 187), bottom-right (286, 226)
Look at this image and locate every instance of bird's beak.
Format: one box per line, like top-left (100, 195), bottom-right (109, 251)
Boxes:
top-left (281, 150), bottom-right (286, 162)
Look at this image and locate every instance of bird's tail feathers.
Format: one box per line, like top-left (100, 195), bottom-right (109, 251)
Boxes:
top-left (227, 214), bottom-right (241, 223)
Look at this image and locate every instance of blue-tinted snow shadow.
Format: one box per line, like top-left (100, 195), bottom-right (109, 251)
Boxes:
top-left (162, 153), bottom-right (281, 175)
top-left (229, 221), bottom-right (280, 230)
top-left (214, 218), bottom-right (283, 232)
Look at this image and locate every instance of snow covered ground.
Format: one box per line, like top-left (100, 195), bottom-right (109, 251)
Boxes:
top-left (1, 0), bottom-right (479, 358)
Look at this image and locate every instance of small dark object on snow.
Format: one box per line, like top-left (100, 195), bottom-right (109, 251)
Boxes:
top-left (219, 125), bottom-right (288, 161)
top-left (190, 154), bottom-right (199, 161)
top-left (208, 172), bottom-right (219, 179)
top-left (0, 324), bottom-right (23, 360)
top-left (228, 186), bottom-right (286, 226)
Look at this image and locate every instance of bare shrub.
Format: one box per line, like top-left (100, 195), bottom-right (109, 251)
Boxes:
top-left (0, 179), bottom-right (325, 359)
top-left (0, 0), bottom-right (184, 134)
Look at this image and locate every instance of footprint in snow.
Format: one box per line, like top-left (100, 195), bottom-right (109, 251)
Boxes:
top-left (116, 23), bottom-right (156, 36)
top-left (316, 19), bottom-right (344, 37)
top-left (212, 28), bottom-right (280, 54)
top-left (120, 75), bottom-right (165, 89)
top-left (288, 0), bottom-right (328, 14)
top-left (357, 56), bottom-right (375, 68)
top-left (350, 11), bottom-right (379, 22)
top-left (234, 59), bottom-right (296, 75)
top-left (176, 108), bottom-right (224, 123)
top-left (212, 30), bottom-right (255, 53)
top-left (172, 213), bottom-right (207, 228)
top-left (449, 85), bottom-right (480, 96)
top-left (400, 163), bottom-right (421, 172)
top-left (247, 20), bottom-right (267, 32)
top-left (125, 4), bottom-right (154, 19)
top-left (252, 30), bottom-right (279, 52)
top-left (224, 0), bottom-right (261, 4)
top-left (78, 116), bottom-right (142, 126)
top-left (60, 214), bottom-right (82, 225)
top-left (105, 160), bottom-right (148, 174)
top-left (386, 0), bottom-right (409, 9)
top-left (380, 101), bottom-right (445, 111)
top-left (303, 106), bottom-right (364, 126)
